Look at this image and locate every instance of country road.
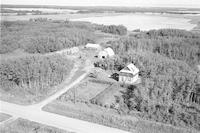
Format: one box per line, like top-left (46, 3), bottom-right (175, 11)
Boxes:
top-left (0, 100), bottom-right (131, 133)
top-left (0, 60), bottom-right (132, 133)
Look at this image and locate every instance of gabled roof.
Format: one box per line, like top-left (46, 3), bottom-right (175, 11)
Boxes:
top-left (104, 47), bottom-right (115, 57)
top-left (85, 43), bottom-right (101, 49)
top-left (120, 63), bottom-right (139, 75)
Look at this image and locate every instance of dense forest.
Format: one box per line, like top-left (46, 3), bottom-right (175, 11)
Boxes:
top-left (96, 29), bottom-right (200, 130)
top-left (0, 20), bottom-right (127, 54)
top-left (110, 29), bottom-right (200, 66)
top-left (0, 20), bottom-right (96, 54)
top-left (0, 54), bottom-right (73, 97)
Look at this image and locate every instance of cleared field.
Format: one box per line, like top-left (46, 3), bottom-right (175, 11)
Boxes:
top-left (0, 118), bottom-right (73, 133)
top-left (91, 83), bottom-right (124, 106)
top-left (0, 113), bottom-right (11, 122)
top-left (58, 67), bottom-right (118, 103)
top-left (59, 77), bottom-right (111, 102)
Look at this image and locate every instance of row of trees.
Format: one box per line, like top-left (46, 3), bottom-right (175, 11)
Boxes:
top-left (0, 54), bottom-right (73, 96)
top-left (110, 29), bottom-right (200, 66)
top-left (96, 24), bottom-right (127, 35)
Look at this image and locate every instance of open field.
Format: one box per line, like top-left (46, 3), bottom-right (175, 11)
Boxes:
top-left (0, 118), bottom-right (73, 133)
top-left (58, 67), bottom-right (119, 104)
top-left (0, 113), bottom-right (11, 122)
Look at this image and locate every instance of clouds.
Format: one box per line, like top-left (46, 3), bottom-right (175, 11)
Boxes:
top-left (2, 0), bottom-right (200, 8)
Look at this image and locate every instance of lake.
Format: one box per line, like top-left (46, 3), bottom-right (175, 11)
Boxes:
top-left (1, 12), bottom-right (197, 31)
top-left (72, 13), bottom-right (196, 31)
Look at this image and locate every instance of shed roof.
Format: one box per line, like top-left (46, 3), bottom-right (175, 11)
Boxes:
top-left (85, 43), bottom-right (101, 49)
top-left (120, 63), bottom-right (139, 76)
top-left (104, 47), bottom-right (115, 57)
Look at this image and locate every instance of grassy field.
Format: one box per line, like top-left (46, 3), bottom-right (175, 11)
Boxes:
top-left (0, 118), bottom-right (74, 133)
top-left (0, 113), bottom-right (11, 122)
top-left (58, 68), bottom-right (118, 103)
top-left (61, 77), bottom-right (111, 102)
top-left (43, 100), bottom-right (197, 133)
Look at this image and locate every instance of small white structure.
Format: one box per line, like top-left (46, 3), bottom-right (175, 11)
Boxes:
top-left (98, 47), bottom-right (115, 59)
top-left (98, 51), bottom-right (108, 59)
top-left (56, 47), bottom-right (79, 55)
top-left (104, 47), bottom-right (115, 57)
top-left (119, 63), bottom-right (139, 84)
top-left (85, 43), bottom-right (101, 49)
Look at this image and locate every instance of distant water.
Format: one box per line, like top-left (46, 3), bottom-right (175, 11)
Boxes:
top-left (3, 8), bottom-right (79, 13)
top-left (72, 13), bottom-right (196, 31)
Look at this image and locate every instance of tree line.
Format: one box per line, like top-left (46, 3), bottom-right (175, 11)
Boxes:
top-left (0, 20), bottom-right (96, 54)
top-left (110, 29), bottom-right (200, 66)
top-left (95, 24), bottom-right (127, 35)
top-left (1, 20), bottom-right (128, 54)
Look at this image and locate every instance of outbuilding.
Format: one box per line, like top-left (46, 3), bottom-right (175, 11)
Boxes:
top-left (85, 43), bottom-right (101, 49)
top-left (119, 63), bottom-right (139, 84)
top-left (56, 47), bottom-right (79, 55)
top-left (98, 47), bottom-right (115, 59)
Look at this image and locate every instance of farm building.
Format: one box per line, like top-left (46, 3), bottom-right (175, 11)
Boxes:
top-left (98, 47), bottom-right (115, 59)
top-left (85, 43), bottom-right (101, 49)
top-left (56, 47), bottom-right (79, 55)
top-left (119, 63), bottom-right (139, 84)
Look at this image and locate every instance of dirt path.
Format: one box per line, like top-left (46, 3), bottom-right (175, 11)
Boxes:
top-left (28, 69), bottom-right (88, 109)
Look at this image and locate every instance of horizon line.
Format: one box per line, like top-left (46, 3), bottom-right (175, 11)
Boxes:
top-left (1, 4), bottom-right (200, 9)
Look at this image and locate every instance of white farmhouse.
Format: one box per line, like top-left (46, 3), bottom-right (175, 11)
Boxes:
top-left (119, 63), bottom-right (139, 84)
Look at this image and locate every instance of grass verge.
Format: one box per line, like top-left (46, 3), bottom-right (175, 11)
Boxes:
top-left (0, 118), bottom-right (74, 133)
top-left (43, 100), bottom-right (198, 133)
top-left (0, 113), bottom-right (11, 122)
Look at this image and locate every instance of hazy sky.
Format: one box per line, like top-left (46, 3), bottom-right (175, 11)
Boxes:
top-left (2, 0), bottom-right (200, 8)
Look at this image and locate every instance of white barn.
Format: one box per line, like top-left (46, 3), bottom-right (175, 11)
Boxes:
top-left (119, 63), bottom-right (139, 84)
top-left (98, 47), bottom-right (115, 59)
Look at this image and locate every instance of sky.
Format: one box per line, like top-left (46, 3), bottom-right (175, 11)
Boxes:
top-left (1, 0), bottom-right (200, 8)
